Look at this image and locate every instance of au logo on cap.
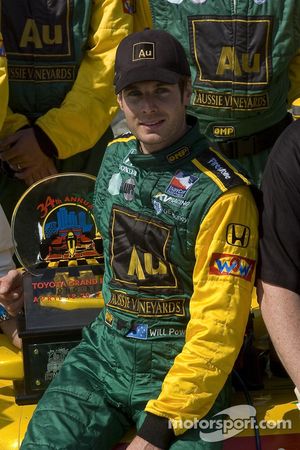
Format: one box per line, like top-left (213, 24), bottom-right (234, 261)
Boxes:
top-left (133, 42), bottom-right (155, 61)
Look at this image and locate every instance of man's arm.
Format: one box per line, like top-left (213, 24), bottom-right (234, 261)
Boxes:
top-left (258, 281), bottom-right (300, 389)
top-left (137, 186), bottom-right (258, 446)
top-left (34, 0), bottom-right (134, 159)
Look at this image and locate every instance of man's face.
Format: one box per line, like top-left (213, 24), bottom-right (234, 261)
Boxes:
top-left (117, 80), bottom-right (191, 154)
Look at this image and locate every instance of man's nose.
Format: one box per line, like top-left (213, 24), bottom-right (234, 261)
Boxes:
top-left (141, 95), bottom-right (157, 113)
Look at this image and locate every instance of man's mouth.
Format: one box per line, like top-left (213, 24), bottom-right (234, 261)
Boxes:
top-left (140, 119), bottom-right (164, 128)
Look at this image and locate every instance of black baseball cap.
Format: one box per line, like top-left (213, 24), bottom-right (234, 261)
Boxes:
top-left (114, 29), bottom-right (191, 94)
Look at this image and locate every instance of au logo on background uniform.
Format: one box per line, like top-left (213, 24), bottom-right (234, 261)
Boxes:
top-left (189, 16), bottom-right (272, 110)
top-left (2, 0), bottom-right (73, 57)
top-left (189, 16), bottom-right (272, 87)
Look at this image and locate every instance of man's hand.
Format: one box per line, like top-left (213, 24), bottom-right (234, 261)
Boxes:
top-left (0, 270), bottom-right (24, 316)
top-left (126, 436), bottom-right (163, 450)
top-left (0, 128), bottom-right (58, 186)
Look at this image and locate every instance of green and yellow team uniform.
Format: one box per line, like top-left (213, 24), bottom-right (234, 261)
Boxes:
top-left (0, 0), bottom-right (134, 218)
top-left (21, 118), bottom-right (258, 449)
top-left (135, 0), bottom-right (300, 185)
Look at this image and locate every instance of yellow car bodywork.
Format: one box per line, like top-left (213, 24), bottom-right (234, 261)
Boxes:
top-left (0, 336), bottom-right (35, 450)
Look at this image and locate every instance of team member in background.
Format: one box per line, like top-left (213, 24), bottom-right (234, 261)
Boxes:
top-left (0, 0), bottom-right (134, 220)
top-left (258, 118), bottom-right (300, 394)
top-left (135, 0), bottom-right (300, 185)
top-left (21, 29), bottom-right (258, 450)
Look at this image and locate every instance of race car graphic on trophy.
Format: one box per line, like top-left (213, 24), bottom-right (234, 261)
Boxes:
top-left (38, 202), bottom-right (103, 264)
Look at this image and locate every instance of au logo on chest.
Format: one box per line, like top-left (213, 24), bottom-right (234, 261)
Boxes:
top-left (1, 0), bottom-right (74, 58)
top-left (110, 206), bottom-right (179, 293)
top-left (189, 16), bottom-right (272, 89)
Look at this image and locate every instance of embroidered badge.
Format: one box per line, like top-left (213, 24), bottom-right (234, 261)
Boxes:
top-left (122, 177), bottom-right (136, 201)
top-left (209, 253), bottom-right (255, 281)
top-left (166, 170), bottom-right (199, 198)
top-left (226, 224), bottom-right (250, 248)
top-left (108, 173), bottom-right (122, 196)
top-left (122, 0), bottom-right (136, 14)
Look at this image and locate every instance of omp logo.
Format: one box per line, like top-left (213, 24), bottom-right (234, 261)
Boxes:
top-left (189, 16), bottom-right (272, 88)
top-left (110, 206), bottom-right (179, 292)
top-left (226, 223), bottom-right (250, 248)
top-left (213, 126), bottom-right (235, 137)
top-left (167, 147), bottom-right (190, 164)
top-left (209, 253), bottom-right (255, 281)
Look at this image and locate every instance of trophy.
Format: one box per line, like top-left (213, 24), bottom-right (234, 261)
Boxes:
top-left (11, 173), bottom-right (104, 404)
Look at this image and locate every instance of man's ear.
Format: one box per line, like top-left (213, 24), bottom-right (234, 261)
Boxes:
top-left (117, 93), bottom-right (124, 111)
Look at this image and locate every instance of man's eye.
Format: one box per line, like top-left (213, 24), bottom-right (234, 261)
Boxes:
top-left (127, 90), bottom-right (141, 97)
top-left (156, 88), bottom-right (170, 95)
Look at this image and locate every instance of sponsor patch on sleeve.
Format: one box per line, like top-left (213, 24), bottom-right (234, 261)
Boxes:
top-left (209, 253), bottom-right (255, 281)
top-left (226, 223), bottom-right (250, 248)
top-left (122, 0), bottom-right (136, 14)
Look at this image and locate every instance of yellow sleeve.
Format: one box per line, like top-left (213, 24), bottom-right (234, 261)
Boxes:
top-left (0, 33), bottom-right (9, 131)
top-left (145, 185), bottom-right (258, 436)
top-left (34, 0), bottom-right (134, 159)
top-left (134, 1), bottom-right (153, 32)
top-left (288, 48), bottom-right (300, 106)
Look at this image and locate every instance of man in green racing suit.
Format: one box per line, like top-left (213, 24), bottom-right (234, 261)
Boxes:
top-left (21, 29), bottom-right (258, 450)
top-left (135, 0), bottom-right (300, 185)
top-left (0, 0), bottom-right (134, 219)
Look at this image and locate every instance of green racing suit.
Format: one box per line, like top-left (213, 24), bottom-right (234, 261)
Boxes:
top-left (135, 0), bottom-right (300, 184)
top-left (21, 117), bottom-right (258, 449)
